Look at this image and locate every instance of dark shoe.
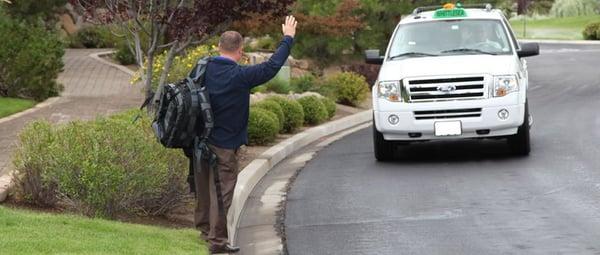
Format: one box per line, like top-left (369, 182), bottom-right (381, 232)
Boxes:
top-left (209, 243), bottom-right (240, 254)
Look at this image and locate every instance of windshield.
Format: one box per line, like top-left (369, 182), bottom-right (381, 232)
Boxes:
top-left (388, 19), bottom-right (513, 59)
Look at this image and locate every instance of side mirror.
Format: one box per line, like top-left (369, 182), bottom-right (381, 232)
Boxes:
top-left (517, 42), bottom-right (539, 58)
top-left (365, 49), bottom-right (384, 65)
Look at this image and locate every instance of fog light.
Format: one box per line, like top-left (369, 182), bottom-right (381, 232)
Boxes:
top-left (388, 114), bottom-right (400, 125)
top-left (498, 109), bottom-right (509, 120)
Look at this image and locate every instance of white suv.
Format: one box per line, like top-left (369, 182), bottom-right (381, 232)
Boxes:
top-left (367, 3), bottom-right (539, 161)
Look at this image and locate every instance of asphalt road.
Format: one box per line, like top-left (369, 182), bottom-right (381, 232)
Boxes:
top-left (284, 43), bottom-right (600, 255)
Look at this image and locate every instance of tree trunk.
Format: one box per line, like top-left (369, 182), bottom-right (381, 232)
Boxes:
top-left (518, 0), bottom-right (529, 15)
top-left (152, 41), bottom-right (179, 103)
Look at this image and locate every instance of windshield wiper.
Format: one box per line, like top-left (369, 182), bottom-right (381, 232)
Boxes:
top-left (441, 48), bottom-right (498, 55)
top-left (389, 52), bottom-right (439, 59)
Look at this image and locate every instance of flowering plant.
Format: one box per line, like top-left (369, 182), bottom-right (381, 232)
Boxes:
top-left (131, 45), bottom-right (216, 89)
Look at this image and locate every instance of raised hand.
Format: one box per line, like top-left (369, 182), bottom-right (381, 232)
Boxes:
top-left (282, 15), bottom-right (297, 38)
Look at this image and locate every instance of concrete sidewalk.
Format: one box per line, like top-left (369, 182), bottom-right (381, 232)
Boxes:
top-left (0, 49), bottom-right (143, 177)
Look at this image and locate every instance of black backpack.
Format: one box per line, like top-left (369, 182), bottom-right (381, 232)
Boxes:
top-left (143, 57), bottom-right (214, 149)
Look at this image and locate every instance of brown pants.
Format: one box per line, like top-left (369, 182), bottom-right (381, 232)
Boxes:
top-left (193, 144), bottom-right (239, 247)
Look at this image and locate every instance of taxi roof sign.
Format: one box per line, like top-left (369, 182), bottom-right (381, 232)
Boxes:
top-left (433, 5), bottom-right (467, 18)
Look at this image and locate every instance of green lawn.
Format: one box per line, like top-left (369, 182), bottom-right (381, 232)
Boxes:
top-left (510, 15), bottom-right (600, 40)
top-left (0, 97), bottom-right (36, 119)
top-left (0, 206), bottom-right (208, 255)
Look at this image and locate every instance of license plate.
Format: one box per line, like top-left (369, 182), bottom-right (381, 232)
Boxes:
top-left (434, 121), bottom-right (462, 136)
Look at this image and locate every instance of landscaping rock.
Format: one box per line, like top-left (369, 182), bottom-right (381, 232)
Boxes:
top-left (0, 171), bottom-right (14, 202)
top-left (289, 58), bottom-right (310, 70)
top-left (291, 67), bottom-right (311, 78)
top-left (286, 92), bottom-right (323, 100)
top-left (59, 13), bottom-right (78, 35)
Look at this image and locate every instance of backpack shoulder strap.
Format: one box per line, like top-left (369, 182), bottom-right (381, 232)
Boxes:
top-left (189, 57), bottom-right (211, 87)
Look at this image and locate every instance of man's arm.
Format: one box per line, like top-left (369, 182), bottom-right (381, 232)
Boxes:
top-left (241, 16), bottom-right (297, 88)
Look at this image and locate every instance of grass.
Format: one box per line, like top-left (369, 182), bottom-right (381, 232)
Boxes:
top-left (510, 15), bottom-right (600, 40)
top-left (0, 97), bottom-right (36, 119)
top-left (0, 206), bottom-right (208, 255)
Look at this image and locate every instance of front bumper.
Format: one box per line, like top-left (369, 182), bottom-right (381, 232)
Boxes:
top-left (374, 100), bottom-right (525, 141)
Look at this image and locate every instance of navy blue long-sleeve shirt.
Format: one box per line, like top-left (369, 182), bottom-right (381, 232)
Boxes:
top-left (205, 36), bottom-right (294, 149)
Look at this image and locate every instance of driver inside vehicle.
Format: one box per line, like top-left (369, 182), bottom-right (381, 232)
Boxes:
top-left (461, 25), bottom-right (503, 50)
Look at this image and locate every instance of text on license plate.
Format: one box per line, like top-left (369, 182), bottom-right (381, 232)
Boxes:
top-left (434, 121), bottom-right (462, 136)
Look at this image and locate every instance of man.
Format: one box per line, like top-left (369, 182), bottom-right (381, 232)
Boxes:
top-left (193, 16), bottom-right (297, 254)
top-left (462, 25), bottom-right (502, 51)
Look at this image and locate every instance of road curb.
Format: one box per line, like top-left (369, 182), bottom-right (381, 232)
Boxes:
top-left (228, 109), bottom-right (372, 244)
top-left (520, 39), bottom-right (600, 45)
top-left (89, 51), bottom-right (136, 76)
top-left (0, 171), bottom-right (14, 202)
top-left (0, 97), bottom-right (61, 125)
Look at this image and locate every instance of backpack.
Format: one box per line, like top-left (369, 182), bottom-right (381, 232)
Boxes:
top-left (141, 57), bottom-right (214, 149)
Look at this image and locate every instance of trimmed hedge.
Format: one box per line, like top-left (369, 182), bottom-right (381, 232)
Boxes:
top-left (320, 97), bottom-right (337, 120)
top-left (248, 107), bottom-right (279, 145)
top-left (291, 73), bottom-right (317, 93)
top-left (12, 110), bottom-right (188, 218)
top-left (583, 22), bottom-right (600, 40)
top-left (265, 96), bottom-right (304, 133)
top-left (297, 96), bottom-right (328, 125)
top-left (0, 15), bottom-right (64, 101)
top-left (253, 100), bottom-right (284, 131)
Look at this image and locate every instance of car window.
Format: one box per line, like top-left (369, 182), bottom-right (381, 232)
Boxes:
top-left (389, 19), bottom-right (513, 58)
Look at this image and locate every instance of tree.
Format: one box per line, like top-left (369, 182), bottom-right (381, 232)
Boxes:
top-left (2, 0), bottom-right (67, 26)
top-left (69, 0), bottom-right (293, 102)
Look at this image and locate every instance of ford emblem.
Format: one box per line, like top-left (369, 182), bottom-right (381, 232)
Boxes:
top-left (437, 84), bottom-right (456, 93)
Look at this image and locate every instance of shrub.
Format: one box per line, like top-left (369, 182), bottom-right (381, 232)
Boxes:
top-left (262, 77), bottom-right (291, 94)
top-left (265, 96), bottom-right (304, 133)
top-left (320, 97), bottom-right (337, 119)
top-left (341, 64), bottom-right (379, 88)
top-left (527, 0), bottom-right (554, 15)
top-left (114, 42), bottom-right (137, 65)
top-left (297, 96), bottom-right (328, 125)
top-left (323, 72), bottom-right (369, 106)
top-left (291, 73), bottom-right (317, 93)
top-left (0, 16), bottom-right (64, 101)
top-left (583, 22), bottom-right (600, 40)
top-left (12, 110), bottom-right (189, 218)
top-left (314, 80), bottom-right (338, 99)
top-left (132, 45), bottom-right (214, 90)
top-left (3, 0), bottom-right (66, 25)
top-left (253, 100), bottom-right (285, 131)
top-left (550, 0), bottom-right (599, 17)
top-left (256, 36), bottom-right (277, 51)
top-left (247, 107), bottom-right (279, 145)
top-left (72, 25), bottom-right (118, 48)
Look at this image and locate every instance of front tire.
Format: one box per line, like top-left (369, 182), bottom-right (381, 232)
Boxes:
top-left (373, 124), bottom-right (395, 161)
top-left (507, 101), bottom-right (531, 156)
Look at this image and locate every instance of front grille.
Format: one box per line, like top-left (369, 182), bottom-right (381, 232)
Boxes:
top-left (414, 108), bottom-right (482, 120)
top-left (406, 76), bottom-right (486, 102)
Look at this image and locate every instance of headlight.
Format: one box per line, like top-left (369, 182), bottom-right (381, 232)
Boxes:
top-left (377, 81), bottom-right (401, 102)
top-left (493, 75), bottom-right (519, 97)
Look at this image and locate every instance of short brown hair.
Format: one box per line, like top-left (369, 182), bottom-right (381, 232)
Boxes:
top-left (219, 31), bottom-right (243, 53)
